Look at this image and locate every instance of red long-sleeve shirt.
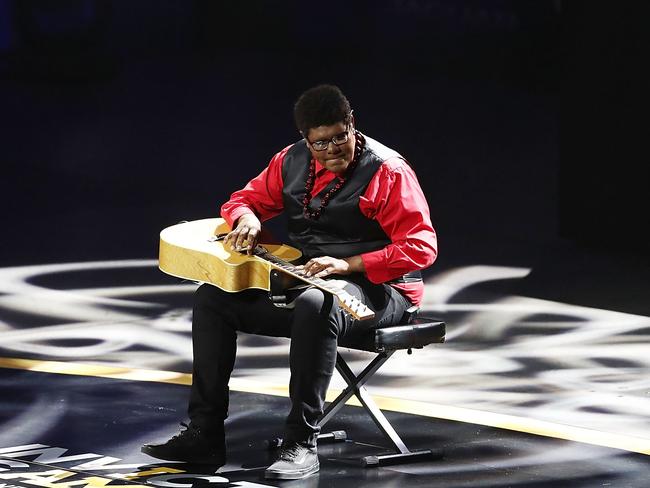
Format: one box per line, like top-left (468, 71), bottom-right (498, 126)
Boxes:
top-left (221, 143), bottom-right (437, 306)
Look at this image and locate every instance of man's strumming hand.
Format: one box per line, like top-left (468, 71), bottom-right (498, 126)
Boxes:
top-left (224, 213), bottom-right (262, 255)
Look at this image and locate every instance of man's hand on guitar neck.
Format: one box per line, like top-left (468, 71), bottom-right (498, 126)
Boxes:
top-left (224, 213), bottom-right (262, 255)
top-left (298, 254), bottom-right (365, 279)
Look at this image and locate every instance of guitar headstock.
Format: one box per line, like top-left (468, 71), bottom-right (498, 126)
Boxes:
top-left (337, 290), bottom-right (375, 321)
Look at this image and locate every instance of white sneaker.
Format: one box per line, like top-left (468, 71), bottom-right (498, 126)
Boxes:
top-left (264, 442), bottom-right (319, 480)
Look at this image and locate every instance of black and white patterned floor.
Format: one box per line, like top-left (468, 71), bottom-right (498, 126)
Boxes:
top-left (0, 260), bottom-right (648, 487)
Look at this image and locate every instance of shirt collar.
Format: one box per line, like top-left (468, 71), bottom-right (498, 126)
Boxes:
top-left (313, 158), bottom-right (330, 177)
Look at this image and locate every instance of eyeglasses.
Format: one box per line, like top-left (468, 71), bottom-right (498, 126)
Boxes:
top-left (308, 128), bottom-right (351, 151)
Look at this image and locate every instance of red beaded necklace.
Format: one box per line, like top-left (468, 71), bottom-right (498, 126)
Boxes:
top-left (302, 131), bottom-right (364, 220)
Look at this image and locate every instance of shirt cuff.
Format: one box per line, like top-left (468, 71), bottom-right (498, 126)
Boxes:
top-left (360, 250), bottom-right (390, 284)
top-left (222, 206), bottom-right (255, 229)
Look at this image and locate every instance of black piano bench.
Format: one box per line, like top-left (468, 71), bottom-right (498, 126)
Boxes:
top-left (326, 313), bottom-right (446, 467)
top-left (270, 312), bottom-right (446, 467)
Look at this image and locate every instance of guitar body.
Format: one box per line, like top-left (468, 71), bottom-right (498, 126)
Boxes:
top-left (159, 218), bottom-right (302, 292)
top-left (159, 218), bottom-right (375, 320)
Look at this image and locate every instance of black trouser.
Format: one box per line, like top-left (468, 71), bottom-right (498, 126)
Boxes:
top-left (188, 274), bottom-right (412, 447)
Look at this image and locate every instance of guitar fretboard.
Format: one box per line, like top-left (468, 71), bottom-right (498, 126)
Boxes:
top-left (206, 234), bottom-right (373, 320)
top-left (255, 247), bottom-right (343, 296)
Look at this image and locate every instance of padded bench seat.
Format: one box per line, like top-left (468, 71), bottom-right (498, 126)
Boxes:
top-left (319, 315), bottom-right (446, 466)
top-left (339, 317), bottom-right (446, 352)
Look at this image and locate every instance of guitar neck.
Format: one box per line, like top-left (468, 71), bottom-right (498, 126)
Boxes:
top-left (255, 249), bottom-right (341, 296)
top-left (253, 247), bottom-right (374, 321)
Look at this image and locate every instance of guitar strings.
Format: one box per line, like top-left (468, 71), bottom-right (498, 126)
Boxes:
top-left (253, 247), bottom-right (369, 317)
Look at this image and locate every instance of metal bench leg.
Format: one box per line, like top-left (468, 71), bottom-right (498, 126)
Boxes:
top-left (320, 351), bottom-right (443, 467)
top-left (319, 351), bottom-right (392, 427)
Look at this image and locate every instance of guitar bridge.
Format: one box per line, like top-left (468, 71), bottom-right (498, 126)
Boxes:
top-left (208, 233), bottom-right (229, 242)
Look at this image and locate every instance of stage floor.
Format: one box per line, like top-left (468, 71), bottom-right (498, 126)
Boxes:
top-left (1, 367), bottom-right (648, 488)
top-left (1, 260), bottom-right (649, 487)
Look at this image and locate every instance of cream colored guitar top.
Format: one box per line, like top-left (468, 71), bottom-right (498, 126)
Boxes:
top-left (158, 218), bottom-right (375, 320)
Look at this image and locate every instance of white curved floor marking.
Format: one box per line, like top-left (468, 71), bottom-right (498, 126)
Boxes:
top-left (0, 260), bottom-right (648, 454)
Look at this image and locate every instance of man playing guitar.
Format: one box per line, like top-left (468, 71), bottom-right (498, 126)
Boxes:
top-left (142, 84), bottom-right (438, 480)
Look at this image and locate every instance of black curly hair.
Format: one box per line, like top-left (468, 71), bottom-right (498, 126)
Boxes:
top-left (293, 84), bottom-right (353, 137)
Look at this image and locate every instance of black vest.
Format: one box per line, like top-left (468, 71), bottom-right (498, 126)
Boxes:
top-left (282, 135), bottom-right (402, 259)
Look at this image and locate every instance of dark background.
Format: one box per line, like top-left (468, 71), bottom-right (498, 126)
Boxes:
top-left (1, 0), bottom-right (648, 315)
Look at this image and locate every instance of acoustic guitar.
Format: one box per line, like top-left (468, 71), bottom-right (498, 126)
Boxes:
top-left (159, 218), bottom-right (375, 320)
